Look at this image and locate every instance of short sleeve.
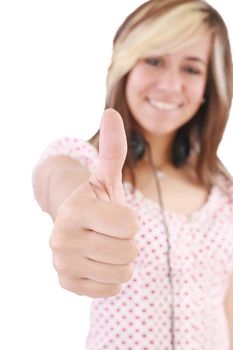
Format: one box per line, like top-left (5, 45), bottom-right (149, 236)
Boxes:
top-left (37, 137), bottom-right (99, 171)
top-left (220, 174), bottom-right (233, 274)
top-left (32, 137), bottom-right (99, 196)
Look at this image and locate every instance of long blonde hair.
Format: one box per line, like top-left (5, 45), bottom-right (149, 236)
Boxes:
top-left (91, 0), bottom-right (233, 188)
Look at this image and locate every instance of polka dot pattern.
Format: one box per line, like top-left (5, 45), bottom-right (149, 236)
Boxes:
top-left (33, 138), bottom-right (233, 349)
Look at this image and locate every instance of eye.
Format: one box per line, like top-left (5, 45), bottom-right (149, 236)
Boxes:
top-left (184, 66), bottom-right (201, 75)
top-left (145, 58), bottom-right (162, 66)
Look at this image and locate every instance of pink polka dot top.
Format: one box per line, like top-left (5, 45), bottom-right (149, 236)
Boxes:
top-left (34, 137), bottom-right (233, 350)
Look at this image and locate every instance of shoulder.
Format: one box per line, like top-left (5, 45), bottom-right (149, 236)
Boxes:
top-left (215, 172), bottom-right (233, 223)
top-left (37, 137), bottom-right (99, 172)
top-left (217, 172), bottom-right (233, 203)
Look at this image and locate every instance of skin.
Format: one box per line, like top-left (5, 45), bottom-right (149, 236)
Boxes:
top-left (126, 35), bottom-right (211, 167)
top-left (46, 110), bottom-right (138, 298)
top-left (124, 35), bottom-right (212, 216)
top-left (125, 36), bottom-right (233, 346)
top-left (33, 35), bottom-right (233, 347)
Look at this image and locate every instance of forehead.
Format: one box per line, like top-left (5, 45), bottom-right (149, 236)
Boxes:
top-left (169, 35), bottom-right (212, 62)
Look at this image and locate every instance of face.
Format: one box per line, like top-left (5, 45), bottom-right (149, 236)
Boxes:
top-left (125, 35), bottom-right (212, 138)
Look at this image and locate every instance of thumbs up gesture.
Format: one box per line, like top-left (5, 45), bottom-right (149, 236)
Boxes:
top-left (50, 109), bottom-right (138, 298)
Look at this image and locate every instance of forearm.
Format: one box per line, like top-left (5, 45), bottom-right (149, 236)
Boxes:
top-left (224, 271), bottom-right (233, 350)
top-left (33, 155), bottom-right (90, 220)
top-left (226, 308), bottom-right (233, 350)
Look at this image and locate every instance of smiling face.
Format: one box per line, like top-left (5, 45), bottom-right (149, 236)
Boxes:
top-left (125, 35), bottom-right (212, 139)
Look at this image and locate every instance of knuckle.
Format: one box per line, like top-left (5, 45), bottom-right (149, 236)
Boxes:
top-left (72, 278), bottom-right (122, 298)
top-left (121, 264), bottom-right (134, 283)
top-left (56, 200), bottom-right (84, 230)
top-left (52, 255), bottom-right (69, 274)
top-left (53, 253), bottom-right (84, 277)
top-left (94, 285), bottom-right (122, 298)
top-left (123, 240), bottom-right (138, 263)
top-left (56, 201), bottom-right (72, 222)
top-left (49, 236), bottom-right (65, 255)
top-left (107, 284), bottom-right (122, 297)
top-left (58, 275), bottom-right (83, 296)
top-left (58, 275), bottom-right (70, 291)
top-left (124, 208), bottom-right (139, 238)
top-left (131, 240), bottom-right (139, 259)
top-left (49, 230), bottom-right (65, 252)
top-left (49, 234), bottom-right (57, 251)
top-left (52, 255), bottom-right (61, 272)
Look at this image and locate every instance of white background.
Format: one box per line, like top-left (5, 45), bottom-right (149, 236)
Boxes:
top-left (0, 1), bottom-right (232, 349)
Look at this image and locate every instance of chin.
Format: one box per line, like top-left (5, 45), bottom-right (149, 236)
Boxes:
top-left (142, 120), bottom-right (181, 137)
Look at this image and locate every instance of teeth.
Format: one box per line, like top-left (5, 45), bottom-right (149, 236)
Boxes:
top-left (149, 99), bottom-right (180, 111)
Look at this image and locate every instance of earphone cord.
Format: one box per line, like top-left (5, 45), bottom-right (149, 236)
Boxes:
top-left (148, 151), bottom-right (175, 350)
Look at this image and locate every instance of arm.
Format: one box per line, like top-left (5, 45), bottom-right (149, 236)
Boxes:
top-left (33, 155), bottom-right (90, 220)
top-left (225, 270), bottom-right (233, 350)
top-left (32, 110), bottom-right (138, 298)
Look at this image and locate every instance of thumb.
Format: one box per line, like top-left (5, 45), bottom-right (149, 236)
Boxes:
top-left (92, 108), bottom-right (127, 204)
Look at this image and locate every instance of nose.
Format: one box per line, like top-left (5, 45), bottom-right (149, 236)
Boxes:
top-left (156, 68), bottom-right (184, 93)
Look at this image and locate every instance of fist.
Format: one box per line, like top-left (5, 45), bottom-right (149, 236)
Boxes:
top-left (49, 109), bottom-right (138, 298)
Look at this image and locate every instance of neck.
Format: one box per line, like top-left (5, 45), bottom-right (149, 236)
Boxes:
top-left (144, 132), bottom-right (175, 169)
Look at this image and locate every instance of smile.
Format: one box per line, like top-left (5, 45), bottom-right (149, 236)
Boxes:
top-left (147, 98), bottom-right (181, 111)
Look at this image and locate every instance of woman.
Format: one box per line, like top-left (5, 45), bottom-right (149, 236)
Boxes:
top-left (33, 0), bottom-right (233, 349)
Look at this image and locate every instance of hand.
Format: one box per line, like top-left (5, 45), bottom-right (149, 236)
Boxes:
top-left (49, 109), bottom-right (138, 298)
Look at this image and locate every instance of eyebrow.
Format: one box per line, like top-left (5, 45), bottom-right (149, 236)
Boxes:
top-left (185, 57), bottom-right (207, 66)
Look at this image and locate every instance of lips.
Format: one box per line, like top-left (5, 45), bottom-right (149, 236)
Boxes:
top-left (147, 98), bottom-right (182, 111)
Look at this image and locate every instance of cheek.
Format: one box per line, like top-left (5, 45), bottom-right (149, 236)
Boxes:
top-left (126, 65), bottom-right (152, 95)
top-left (126, 71), bottom-right (142, 96)
top-left (187, 79), bottom-right (206, 104)
top-left (125, 75), bottom-right (139, 110)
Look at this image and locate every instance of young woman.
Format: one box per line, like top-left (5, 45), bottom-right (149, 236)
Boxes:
top-left (33, 0), bottom-right (233, 349)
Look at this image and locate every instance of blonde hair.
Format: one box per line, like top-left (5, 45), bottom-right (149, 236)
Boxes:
top-left (107, 0), bottom-right (231, 106)
top-left (91, 0), bottom-right (233, 189)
